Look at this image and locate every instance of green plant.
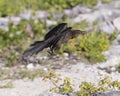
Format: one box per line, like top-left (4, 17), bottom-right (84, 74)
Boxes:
top-left (82, 0), bottom-right (98, 8)
top-left (6, 50), bottom-right (19, 67)
top-left (102, 0), bottom-right (112, 3)
top-left (62, 31), bottom-right (110, 63)
top-left (44, 72), bottom-right (120, 96)
top-left (28, 19), bottom-right (46, 36)
top-left (0, 21), bottom-right (26, 48)
top-left (0, 69), bottom-right (10, 80)
top-left (0, 68), bottom-right (45, 81)
top-left (43, 71), bottom-right (61, 86)
top-left (0, 0), bottom-right (21, 16)
top-left (0, 81), bottom-right (13, 88)
top-left (77, 83), bottom-right (105, 95)
top-left (0, 0), bottom-right (100, 16)
top-left (51, 77), bottom-right (74, 93)
top-left (108, 30), bottom-right (119, 43)
top-left (116, 63), bottom-right (120, 73)
top-left (73, 20), bottom-right (89, 31)
top-left (79, 32), bottom-right (111, 62)
top-left (77, 77), bottom-right (120, 96)
top-left (0, 18), bottom-right (47, 66)
top-left (18, 69), bottom-right (45, 80)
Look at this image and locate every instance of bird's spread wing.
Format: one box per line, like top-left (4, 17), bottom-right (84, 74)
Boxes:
top-left (50, 27), bottom-right (72, 51)
top-left (44, 23), bottom-right (67, 40)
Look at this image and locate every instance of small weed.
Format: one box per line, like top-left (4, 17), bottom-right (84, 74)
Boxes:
top-left (0, 81), bottom-right (13, 88)
top-left (0, 68), bottom-right (45, 81)
top-left (18, 68), bottom-right (45, 80)
top-left (102, 0), bottom-right (112, 3)
top-left (108, 30), bottom-right (119, 43)
top-left (43, 71), bottom-right (61, 86)
top-left (116, 63), bottom-right (120, 73)
top-left (73, 20), bottom-right (89, 31)
top-left (93, 20), bottom-right (99, 26)
top-left (0, 69), bottom-right (10, 80)
top-left (82, 0), bottom-right (98, 8)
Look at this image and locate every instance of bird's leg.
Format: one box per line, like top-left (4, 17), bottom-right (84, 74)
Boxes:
top-left (48, 47), bottom-right (54, 56)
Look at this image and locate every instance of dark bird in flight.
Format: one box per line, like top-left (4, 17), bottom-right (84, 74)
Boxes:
top-left (23, 23), bottom-right (85, 56)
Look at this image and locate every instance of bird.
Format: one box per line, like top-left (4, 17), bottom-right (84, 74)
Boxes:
top-left (23, 23), bottom-right (85, 57)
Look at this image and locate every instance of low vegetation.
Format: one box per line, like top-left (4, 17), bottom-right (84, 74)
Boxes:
top-left (0, 0), bottom-right (113, 16)
top-left (116, 63), bottom-right (120, 73)
top-left (0, 19), bottom-right (47, 66)
top-left (0, 82), bottom-right (13, 88)
top-left (0, 68), bottom-right (45, 80)
top-left (43, 72), bottom-right (120, 96)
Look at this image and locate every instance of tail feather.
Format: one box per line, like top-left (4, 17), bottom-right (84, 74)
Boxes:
top-left (30, 41), bottom-right (43, 46)
top-left (23, 41), bottom-right (48, 56)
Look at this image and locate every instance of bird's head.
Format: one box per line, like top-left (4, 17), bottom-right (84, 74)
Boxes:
top-left (71, 30), bottom-right (85, 38)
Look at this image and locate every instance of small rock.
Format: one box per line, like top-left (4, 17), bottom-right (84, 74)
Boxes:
top-left (45, 92), bottom-right (77, 96)
top-left (63, 53), bottom-right (69, 57)
top-left (37, 56), bottom-right (48, 60)
top-left (116, 34), bottom-right (120, 45)
top-left (91, 91), bottom-right (120, 96)
top-left (26, 63), bottom-right (34, 70)
top-left (72, 13), bottom-right (97, 24)
top-left (48, 93), bottom-right (64, 96)
top-left (113, 0), bottom-right (120, 9)
top-left (0, 17), bottom-right (9, 30)
top-left (46, 20), bottom-right (57, 26)
top-left (35, 11), bottom-right (49, 19)
top-left (63, 93), bottom-right (77, 96)
top-left (113, 17), bottom-right (120, 31)
top-left (99, 22), bottom-right (115, 34)
top-left (19, 11), bottom-right (32, 20)
top-left (0, 17), bottom-right (9, 24)
top-left (9, 16), bottom-right (21, 25)
top-left (38, 94), bottom-right (44, 96)
top-left (25, 23), bottom-right (34, 38)
top-left (64, 5), bottom-right (91, 18)
top-left (0, 59), bottom-right (5, 67)
top-left (91, 92), bottom-right (106, 96)
top-left (20, 65), bottom-right (26, 68)
top-left (43, 67), bottom-right (48, 72)
top-left (28, 56), bottom-right (39, 63)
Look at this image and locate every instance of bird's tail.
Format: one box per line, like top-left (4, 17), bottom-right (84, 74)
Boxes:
top-left (23, 41), bottom-right (49, 56)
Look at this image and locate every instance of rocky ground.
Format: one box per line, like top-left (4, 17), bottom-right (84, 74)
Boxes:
top-left (0, 0), bottom-right (120, 96)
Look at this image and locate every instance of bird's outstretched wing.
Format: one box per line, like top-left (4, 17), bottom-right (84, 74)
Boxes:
top-left (44, 23), bottom-right (67, 40)
top-left (49, 27), bottom-right (72, 51)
